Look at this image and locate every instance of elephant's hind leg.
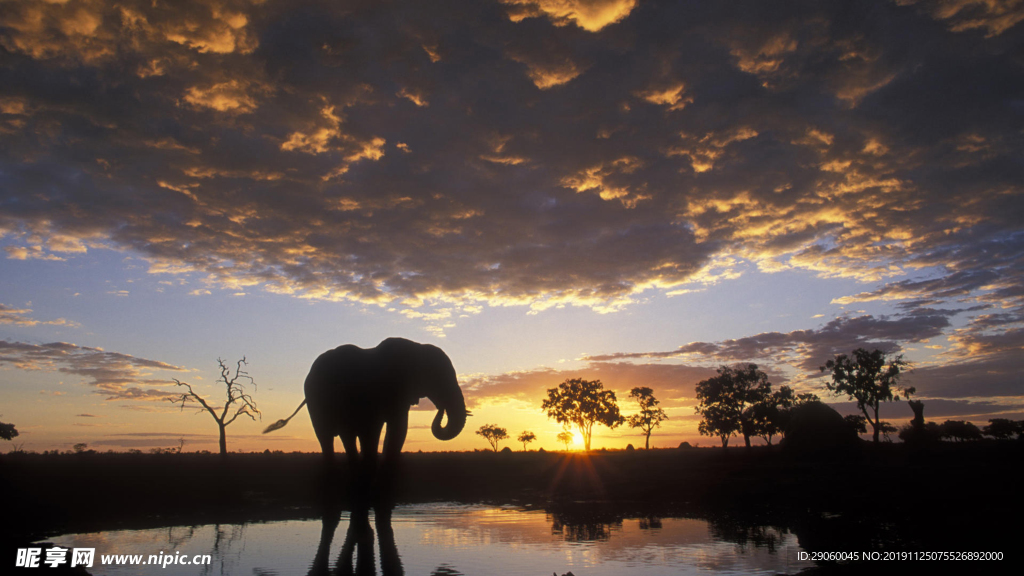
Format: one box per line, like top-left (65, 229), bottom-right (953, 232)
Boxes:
top-left (313, 430), bottom-right (344, 513)
top-left (339, 431), bottom-right (359, 475)
top-left (317, 432), bottom-right (335, 461)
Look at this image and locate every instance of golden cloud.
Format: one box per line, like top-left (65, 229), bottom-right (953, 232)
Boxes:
top-left (182, 80), bottom-right (258, 113)
top-left (502, 0), bottom-right (638, 32)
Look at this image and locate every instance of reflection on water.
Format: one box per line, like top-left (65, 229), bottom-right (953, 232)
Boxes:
top-left (51, 504), bottom-right (814, 575)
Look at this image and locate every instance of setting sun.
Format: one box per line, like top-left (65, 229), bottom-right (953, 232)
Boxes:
top-left (572, 432), bottom-right (584, 447)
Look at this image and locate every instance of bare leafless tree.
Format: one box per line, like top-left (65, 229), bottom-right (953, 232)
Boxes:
top-left (169, 358), bottom-right (260, 456)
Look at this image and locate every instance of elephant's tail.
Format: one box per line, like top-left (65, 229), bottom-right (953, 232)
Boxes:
top-left (262, 399), bottom-right (307, 434)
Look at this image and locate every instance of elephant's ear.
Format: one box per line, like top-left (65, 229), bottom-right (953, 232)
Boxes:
top-left (406, 344), bottom-right (434, 401)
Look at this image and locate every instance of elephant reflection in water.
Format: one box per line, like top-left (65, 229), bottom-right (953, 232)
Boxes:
top-left (309, 502), bottom-right (466, 576)
top-left (309, 502), bottom-right (404, 576)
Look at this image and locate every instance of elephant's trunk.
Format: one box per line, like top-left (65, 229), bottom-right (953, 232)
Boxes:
top-left (431, 399), bottom-right (467, 441)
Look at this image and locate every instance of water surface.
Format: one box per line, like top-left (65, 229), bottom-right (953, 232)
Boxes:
top-left (52, 504), bottom-right (815, 575)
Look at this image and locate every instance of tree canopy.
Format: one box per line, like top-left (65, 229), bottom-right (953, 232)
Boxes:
top-left (556, 430), bottom-right (574, 451)
top-left (745, 386), bottom-right (819, 445)
top-left (476, 424), bottom-right (508, 452)
top-left (844, 414), bottom-right (868, 435)
top-left (0, 420), bottom-right (18, 441)
top-left (695, 365), bottom-right (771, 447)
top-left (821, 349), bottom-right (912, 443)
top-left (982, 418), bottom-right (1023, 440)
top-left (517, 430), bottom-right (536, 451)
top-left (940, 420), bottom-right (982, 442)
top-left (542, 378), bottom-right (624, 451)
top-left (627, 387), bottom-right (668, 449)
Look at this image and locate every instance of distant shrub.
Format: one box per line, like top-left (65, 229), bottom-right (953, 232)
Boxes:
top-left (625, 443), bottom-right (635, 451)
top-left (678, 441), bottom-right (693, 449)
top-left (500, 446), bottom-right (512, 453)
top-left (899, 421), bottom-right (941, 446)
top-left (940, 420), bottom-right (982, 442)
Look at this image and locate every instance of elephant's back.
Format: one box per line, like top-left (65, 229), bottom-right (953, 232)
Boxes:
top-left (303, 343), bottom-right (400, 398)
top-left (305, 345), bottom-right (364, 388)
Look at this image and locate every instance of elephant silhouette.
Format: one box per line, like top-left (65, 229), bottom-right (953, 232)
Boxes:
top-left (265, 338), bottom-right (468, 488)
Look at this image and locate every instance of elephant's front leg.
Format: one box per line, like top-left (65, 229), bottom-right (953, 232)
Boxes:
top-left (382, 411), bottom-right (408, 464)
top-left (350, 426), bottom-right (382, 504)
top-left (379, 411), bottom-right (409, 501)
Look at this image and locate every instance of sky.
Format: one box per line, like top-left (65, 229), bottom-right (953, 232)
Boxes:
top-left (1, 0), bottom-right (1022, 453)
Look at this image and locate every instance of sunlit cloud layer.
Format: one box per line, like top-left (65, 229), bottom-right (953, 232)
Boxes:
top-left (462, 362), bottom-right (718, 410)
top-left (0, 340), bottom-right (186, 400)
top-left (1, 0), bottom-right (1022, 423)
top-left (0, 303), bottom-right (78, 327)
top-left (586, 312), bottom-right (956, 370)
top-left (2, 0), bottom-right (1021, 315)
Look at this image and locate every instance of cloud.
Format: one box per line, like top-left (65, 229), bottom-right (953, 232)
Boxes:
top-left (459, 351), bottom-right (1019, 436)
top-left (898, 0), bottom-right (1024, 37)
top-left (460, 362), bottom-right (719, 410)
top-left (0, 340), bottom-right (187, 400)
top-left (182, 80), bottom-right (259, 113)
top-left (0, 303), bottom-right (79, 327)
top-left (0, 0), bottom-right (259, 64)
top-left (825, 398), bottom-right (1024, 421)
top-left (571, 308), bottom-right (1022, 409)
top-left (0, 0), bottom-right (1020, 345)
top-left (502, 0), bottom-right (639, 32)
top-left (586, 312), bottom-right (958, 372)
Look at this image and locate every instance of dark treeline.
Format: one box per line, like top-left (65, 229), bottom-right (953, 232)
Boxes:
top-left (4, 440), bottom-right (1022, 553)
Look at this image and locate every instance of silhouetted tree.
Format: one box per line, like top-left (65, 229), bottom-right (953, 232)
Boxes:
top-left (940, 420), bottom-right (982, 442)
top-left (899, 400), bottom-right (940, 446)
top-left (821, 349), bottom-right (912, 443)
top-left (542, 379), bottom-right (624, 450)
top-left (518, 430), bottom-right (536, 451)
top-left (844, 414), bottom-right (868, 435)
top-left (0, 420), bottom-right (18, 441)
top-left (983, 418), bottom-right (1023, 439)
top-left (746, 386), bottom-right (818, 444)
top-left (72, 443), bottom-right (88, 454)
top-left (878, 421), bottom-right (898, 442)
top-left (627, 387), bottom-right (668, 449)
top-left (899, 421), bottom-right (942, 444)
top-left (169, 357), bottom-right (260, 456)
top-left (695, 365), bottom-right (771, 447)
top-left (557, 430), bottom-right (573, 451)
top-left (476, 424), bottom-right (508, 452)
